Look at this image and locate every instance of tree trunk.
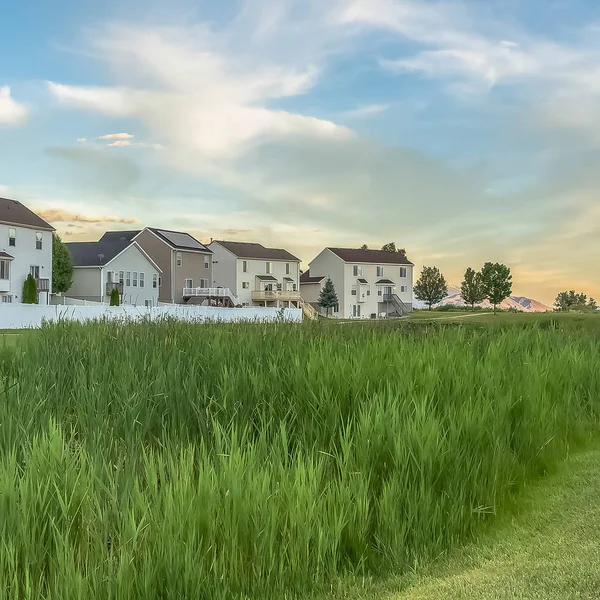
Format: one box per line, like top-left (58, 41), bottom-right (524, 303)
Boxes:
top-left (428, 302), bottom-right (432, 311)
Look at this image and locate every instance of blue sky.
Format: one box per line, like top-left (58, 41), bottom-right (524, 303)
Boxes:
top-left (1, 0), bottom-right (600, 303)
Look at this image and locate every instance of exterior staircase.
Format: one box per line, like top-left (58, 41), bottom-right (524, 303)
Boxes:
top-left (299, 298), bottom-right (318, 320)
top-left (383, 293), bottom-right (410, 317)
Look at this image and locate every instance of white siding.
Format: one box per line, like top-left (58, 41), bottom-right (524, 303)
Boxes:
top-left (235, 258), bottom-right (300, 306)
top-left (302, 249), bottom-right (345, 316)
top-left (68, 267), bottom-right (102, 301)
top-left (209, 242), bottom-right (238, 292)
top-left (0, 224), bottom-right (52, 303)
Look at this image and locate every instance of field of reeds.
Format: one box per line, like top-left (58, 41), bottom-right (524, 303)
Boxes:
top-left (0, 317), bottom-right (599, 599)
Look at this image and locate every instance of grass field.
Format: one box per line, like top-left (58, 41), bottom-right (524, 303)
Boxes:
top-left (1, 317), bottom-right (599, 598)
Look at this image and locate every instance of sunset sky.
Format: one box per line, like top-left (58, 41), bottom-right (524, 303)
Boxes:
top-left (1, 0), bottom-right (599, 304)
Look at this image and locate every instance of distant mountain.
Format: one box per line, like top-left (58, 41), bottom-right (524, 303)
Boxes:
top-left (414, 286), bottom-right (552, 312)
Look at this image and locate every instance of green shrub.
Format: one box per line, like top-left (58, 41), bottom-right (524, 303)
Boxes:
top-left (109, 288), bottom-right (120, 306)
top-left (21, 274), bottom-right (38, 304)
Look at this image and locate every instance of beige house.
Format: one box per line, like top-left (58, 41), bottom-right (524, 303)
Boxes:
top-left (300, 247), bottom-right (414, 319)
top-left (209, 241), bottom-right (301, 307)
top-left (100, 228), bottom-right (212, 305)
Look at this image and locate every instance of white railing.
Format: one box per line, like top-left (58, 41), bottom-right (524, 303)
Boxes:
top-left (183, 287), bottom-right (237, 300)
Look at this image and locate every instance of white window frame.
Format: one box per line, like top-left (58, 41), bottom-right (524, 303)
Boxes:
top-left (8, 228), bottom-right (15, 247)
top-left (242, 260), bottom-right (248, 273)
top-left (153, 273), bottom-right (158, 289)
top-left (400, 267), bottom-right (407, 278)
top-left (2, 295), bottom-right (12, 303)
top-left (286, 263), bottom-right (290, 275)
top-left (400, 285), bottom-right (407, 293)
top-left (353, 265), bottom-right (362, 277)
top-left (377, 266), bottom-right (384, 277)
top-left (126, 271), bottom-right (131, 286)
top-left (176, 252), bottom-right (182, 267)
top-left (351, 284), bottom-right (357, 296)
top-left (204, 256), bottom-right (209, 269)
top-left (0, 260), bottom-right (9, 280)
top-left (266, 261), bottom-right (272, 274)
top-left (119, 271), bottom-right (124, 285)
top-left (242, 281), bottom-right (249, 289)
top-left (200, 278), bottom-right (209, 288)
top-left (184, 278), bottom-right (193, 289)
top-left (139, 272), bottom-right (145, 288)
top-left (133, 272), bottom-right (138, 287)
top-left (144, 299), bottom-right (152, 307)
top-left (30, 265), bottom-right (40, 279)
top-left (35, 232), bottom-right (43, 250)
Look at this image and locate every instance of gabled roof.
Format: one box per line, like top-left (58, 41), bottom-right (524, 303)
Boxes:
top-left (0, 251), bottom-right (14, 259)
top-left (144, 228), bottom-right (211, 252)
top-left (256, 274), bottom-right (278, 281)
top-left (212, 240), bottom-right (299, 261)
top-left (300, 271), bottom-right (325, 284)
top-left (327, 247), bottom-right (413, 265)
top-left (0, 198), bottom-right (55, 231)
top-left (375, 279), bottom-right (395, 285)
top-left (66, 240), bottom-right (162, 272)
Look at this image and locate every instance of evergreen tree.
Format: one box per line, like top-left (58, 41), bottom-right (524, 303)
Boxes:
top-left (52, 233), bottom-right (74, 294)
top-left (414, 266), bottom-right (448, 310)
top-left (318, 277), bottom-right (339, 317)
top-left (109, 288), bottom-right (120, 306)
top-left (480, 262), bottom-right (512, 314)
top-left (22, 274), bottom-right (38, 304)
top-left (460, 267), bottom-right (486, 310)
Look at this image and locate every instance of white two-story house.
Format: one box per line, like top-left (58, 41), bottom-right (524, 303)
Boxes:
top-left (209, 241), bottom-right (301, 307)
top-left (300, 247), bottom-right (414, 319)
top-left (0, 198), bottom-right (54, 304)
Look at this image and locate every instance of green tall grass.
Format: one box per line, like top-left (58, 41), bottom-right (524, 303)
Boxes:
top-left (0, 318), bottom-right (599, 599)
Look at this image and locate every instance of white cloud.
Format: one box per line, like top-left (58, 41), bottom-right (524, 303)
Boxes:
top-left (342, 104), bottom-right (389, 119)
top-left (107, 139), bottom-right (162, 149)
top-left (98, 132), bottom-right (135, 140)
top-left (77, 137), bottom-right (87, 143)
top-left (0, 86), bottom-right (27, 124)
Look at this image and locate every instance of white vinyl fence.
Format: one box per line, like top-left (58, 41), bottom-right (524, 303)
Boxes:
top-left (0, 305), bottom-right (302, 329)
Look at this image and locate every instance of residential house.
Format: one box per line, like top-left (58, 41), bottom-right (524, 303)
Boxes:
top-left (0, 198), bottom-right (54, 304)
top-left (300, 247), bottom-right (414, 319)
top-left (209, 241), bottom-right (301, 307)
top-left (66, 237), bottom-right (161, 306)
top-left (101, 229), bottom-right (213, 304)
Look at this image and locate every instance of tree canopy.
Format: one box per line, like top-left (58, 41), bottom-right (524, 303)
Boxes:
top-left (22, 274), bottom-right (38, 304)
top-left (381, 242), bottom-right (407, 257)
top-left (554, 290), bottom-right (597, 312)
top-left (414, 266), bottom-right (448, 310)
top-left (318, 277), bottom-right (338, 317)
top-left (480, 262), bottom-right (512, 313)
top-left (52, 233), bottom-right (74, 294)
top-left (460, 267), bottom-right (486, 310)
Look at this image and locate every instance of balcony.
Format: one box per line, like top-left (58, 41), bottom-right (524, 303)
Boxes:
top-left (251, 290), bottom-right (301, 302)
top-left (36, 278), bottom-right (50, 292)
top-left (106, 282), bottom-right (123, 295)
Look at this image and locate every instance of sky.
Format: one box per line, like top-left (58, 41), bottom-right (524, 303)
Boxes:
top-left (1, 0), bottom-right (599, 304)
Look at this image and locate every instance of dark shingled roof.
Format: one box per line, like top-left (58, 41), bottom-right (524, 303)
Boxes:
top-left (300, 271), bottom-right (325, 284)
top-left (99, 231), bottom-right (141, 243)
top-left (0, 251), bottom-right (14, 259)
top-left (328, 247), bottom-right (413, 265)
top-left (256, 275), bottom-right (278, 282)
top-left (375, 279), bottom-right (395, 285)
top-left (213, 241), bottom-right (299, 261)
top-left (66, 240), bottom-right (133, 267)
top-left (0, 198), bottom-right (55, 231)
top-left (148, 228), bottom-right (211, 252)
top-left (357, 278), bottom-right (369, 284)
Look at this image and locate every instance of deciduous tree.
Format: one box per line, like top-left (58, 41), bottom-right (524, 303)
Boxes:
top-left (480, 262), bottom-right (512, 314)
top-left (52, 233), bottom-right (74, 294)
top-left (414, 266), bottom-right (448, 310)
top-left (460, 267), bottom-right (486, 310)
top-left (381, 242), bottom-right (407, 257)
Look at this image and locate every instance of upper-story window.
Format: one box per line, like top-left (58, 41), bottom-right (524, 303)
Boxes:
top-left (133, 272), bottom-right (138, 287)
top-left (176, 252), bottom-right (183, 267)
top-left (351, 284), bottom-right (357, 296)
top-left (204, 256), bottom-right (209, 269)
top-left (119, 271), bottom-right (124, 285)
top-left (139, 272), bottom-right (145, 288)
top-left (286, 263), bottom-right (290, 275)
top-left (376, 266), bottom-right (384, 277)
top-left (242, 260), bottom-right (248, 272)
top-left (35, 232), bottom-right (43, 250)
top-left (153, 273), bottom-right (158, 289)
top-left (399, 267), bottom-right (407, 278)
top-left (266, 261), bottom-right (272, 274)
top-left (8, 228), bottom-right (15, 247)
top-left (353, 265), bottom-right (362, 277)
top-left (0, 260), bottom-right (9, 280)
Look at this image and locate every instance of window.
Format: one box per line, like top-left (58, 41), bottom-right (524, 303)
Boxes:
top-left (159, 276), bottom-right (162, 287)
top-left (378, 288), bottom-right (382, 296)
top-left (286, 263), bottom-right (290, 275)
top-left (367, 289), bottom-right (371, 296)
top-left (293, 283), bottom-right (297, 292)
top-left (400, 267), bottom-right (407, 278)
top-left (8, 228), bottom-right (15, 247)
top-left (266, 262), bottom-right (272, 274)
top-left (119, 271), bottom-right (124, 285)
top-left (152, 273), bottom-right (158, 289)
top-left (242, 260), bottom-right (247, 273)
top-left (139, 272), bottom-right (145, 288)
top-left (35, 232), bottom-right (43, 250)
top-left (353, 265), bottom-right (362, 276)
top-left (333, 303), bottom-right (339, 313)
top-left (242, 281), bottom-right (249, 289)
top-left (126, 272), bottom-right (131, 286)
top-left (200, 278), bottom-right (209, 288)
top-left (176, 252), bottom-right (182, 267)
top-left (30, 266), bottom-right (40, 279)
top-left (377, 266), bottom-right (384, 277)
top-left (184, 278), bottom-right (193, 289)
top-left (2, 295), bottom-right (12, 303)
top-left (0, 260), bottom-right (9, 280)
top-left (351, 285), bottom-right (357, 296)
top-left (204, 256), bottom-right (209, 269)
top-left (400, 286), bottom-right (407, 293)
top-left (133, 272), bottom-right (138, 287)
top-left (145, 299), bottom-right (152, 307)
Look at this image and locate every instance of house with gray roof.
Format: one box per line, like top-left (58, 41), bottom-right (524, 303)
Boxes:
top-left (66, 237), bottom-right (162, 306)
top-left (104, 228), bottom-right (213, 304)
top-left (300, 247), bottom-right (414, 319)
top-left (208, 240), bottom-right (301, 307)
top-left (0, 198), bottom-right (55, 304)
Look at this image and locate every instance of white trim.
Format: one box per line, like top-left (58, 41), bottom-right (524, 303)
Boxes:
top-left (133, 228), bottom-right (211, 255)
top-left (0, 219), bottom-right (55, 232)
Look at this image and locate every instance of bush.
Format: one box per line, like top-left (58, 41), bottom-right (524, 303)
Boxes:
top-left (21, 274), bottom-right (38, 304)
top-left (109, 288), bottom-right (120, 306)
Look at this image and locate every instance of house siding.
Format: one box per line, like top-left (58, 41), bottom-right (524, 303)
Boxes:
top-left (209, 242), bottom-right (238, 294)
top-left (134, 230), bottom-right (174, 302)
top-left (302, 249), bottom-right (345, 317)
top-left (172, 251), bottom-right (212, 302)
top-left (0, 224), bottom-right (52, 304)
top-left (67, 267), bottom-right (103, 302)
